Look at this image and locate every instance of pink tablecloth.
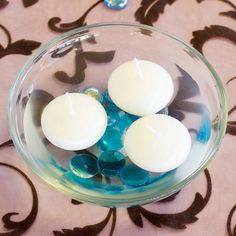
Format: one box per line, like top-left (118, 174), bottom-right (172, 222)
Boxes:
top-left (0, 0), bottom-right (236, 235)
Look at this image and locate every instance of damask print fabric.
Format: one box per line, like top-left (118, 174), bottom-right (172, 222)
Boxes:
top-left (0, 0), bottom-right (236, 235)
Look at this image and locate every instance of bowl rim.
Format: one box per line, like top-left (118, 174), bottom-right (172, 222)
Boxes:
top-left (8, 22), bottom-right (228, 207)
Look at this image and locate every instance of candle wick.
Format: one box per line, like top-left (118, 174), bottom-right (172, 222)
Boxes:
top-left (65, 92), bottom-right (75, 115)
top-left (134, 58), bottom-right (143, 80)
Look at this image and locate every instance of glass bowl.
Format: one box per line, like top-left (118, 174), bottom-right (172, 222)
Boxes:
top-left (8, 22), bottom-right (227, 207)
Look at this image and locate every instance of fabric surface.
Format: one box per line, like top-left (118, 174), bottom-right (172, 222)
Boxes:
top-left (0, 0), bottom-right (236, 235)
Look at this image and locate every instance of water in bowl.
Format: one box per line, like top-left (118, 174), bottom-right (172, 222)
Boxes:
top-left (22, 66), bottom-right (211, 196)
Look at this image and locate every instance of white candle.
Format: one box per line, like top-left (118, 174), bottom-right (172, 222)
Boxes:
top-left (124, 114), bottom-right (191, 172)
top-left (108, 59), bottom-right (174, 116)
top-left (41, 93), bottom-right (107, 151)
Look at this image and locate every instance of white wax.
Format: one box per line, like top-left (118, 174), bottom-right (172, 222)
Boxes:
top-left (124, 114), bottom-right (191, 172)
top-left (41, 93), bottom-right (107, 151)
top-left (108, 59), bottom-right (174, 116)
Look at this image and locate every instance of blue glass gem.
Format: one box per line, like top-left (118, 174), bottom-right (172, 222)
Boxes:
top-left (197, 115), bottom-right (211, 143)
top-left (98, 151), bottom-right (125, 176)
top-left (49, 158), bottom-right (67, 173)
top-left (104, 0), bottom-right (128, 10)
top-left (105, 185), bottom-right (124, 193)
top-left (69, 154), bottom-right (98, 178)
top-left (120, 164), bottom-right (150, 186)
top-left (83, 87), bottom-right (101, 101)
top-left (98, 89), bottom-right (132, 151)
top-left (107, 109), bottom-right (133, 132)
top-left (127, 113), bottom-right (140, 122)
top-left (97, 126), bottom-right (123, 151)
top-left (62, 172), bottom-right (94, 189)
top-left (100, 90), bottom-right (120, 112)
top-left (116, 111), bottom-right (133, 132)
top-left (107, 109), bottom-right (118, 127)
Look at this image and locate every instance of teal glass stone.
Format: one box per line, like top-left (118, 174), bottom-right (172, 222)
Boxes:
top-left (107, 109), bottom-right (132, 131)
top-left (69, 154), bottom-right (98, 178)
top-left (61, 172), bottom-right (94, 189)
top-left (101, 90), bottom-right (132, 131)
top-left (98, 151), bottom-right (125, 176)
top-left (98, 90), bottom-right (133, 152)
top-left (148, 172), bottom-right (169, 184)
top-left (116, 111), bottom-right (133, 132)
top-left (120, 164), bottom-right (150, 186)
top-left (100, 90), bottom-right (120, 112)
top-left (49, 158), bottom-right (67, 173)
top-left (127, 113), bottom-right (140, 122)
top-left (107, 109), bottom-right (118, 127)
top-left (96, 126), bottom-right (123, 151)
top-left (105, 185), bottom-right (124, 193)
top-left (197, 115), bottom-right (211, 143)
top-left (83, 87), bottom-right (101, 101)
top-left (104, 0), bottom-right (128, 10)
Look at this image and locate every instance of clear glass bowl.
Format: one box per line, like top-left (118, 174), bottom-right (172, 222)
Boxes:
top-left (8, 22), bottom-right (227, 207)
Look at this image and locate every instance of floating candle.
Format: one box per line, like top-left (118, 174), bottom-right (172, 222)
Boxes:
top-left (108, 59), bottom-right (174, 116)
top-left (124, 114), bottom-right (191, 172)
top-left (41, 93), bottom-right (107, 150)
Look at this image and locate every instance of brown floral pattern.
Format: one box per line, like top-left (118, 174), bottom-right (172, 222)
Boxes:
top-left (48, 0), bottom-right (103, 33)
top-left (53, 40), bottom-right (115, 84)
top-left (52, 169), bottom-right (211, 235)
top-left (127, 170), bottom-right (211, 230)
top-left (0, 162), bottom-right (38, 235)
top-left (0, 25), bottom-right (40, 59)
top-left (135, 0), bottom-right (176, 26)
top-left (227, 205), bottom-right (236, 236)
top-left (53, 209), bottom-right (116, 236)
top-left (0, 0), bottom-right (8, 8)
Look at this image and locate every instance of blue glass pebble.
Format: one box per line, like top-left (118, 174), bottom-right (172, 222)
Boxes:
top-left (49, 158), bottom-right (67, 173)
top-left (61, 172), bottom-right (94, 189)
top-left (107, 109), bottom-right (133, 132)
top-left (98, 90), bottom-right (133, 151)
top-left (127, 113), bottom-right (140, 122)
top-left (148, 172), bottom-right (169, 184)
top-left (120, 164), bottom-right (150, 186)
top-left (117, 111), bottom-right (133, 132)
top-left (97, 126), bottom-right (123, 151)
top-left (100, 90), bottom-right (120, 112)
top-left (197, 115), bottom-right (211, 143)
top-left (107, 109), bottom-right (119, 127)
top-left (83, 87), bottom-right (101, 101)
top-left (69, 154), bottom-right (98, 178)
top-left (98, 151), bottom-right (125, 177)
top-left (105, 185), bottom-right (124, 193)
top-left (101, 90), bottom-right (132, 131)
top-left (104, 0), bottom-right (128, 10)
